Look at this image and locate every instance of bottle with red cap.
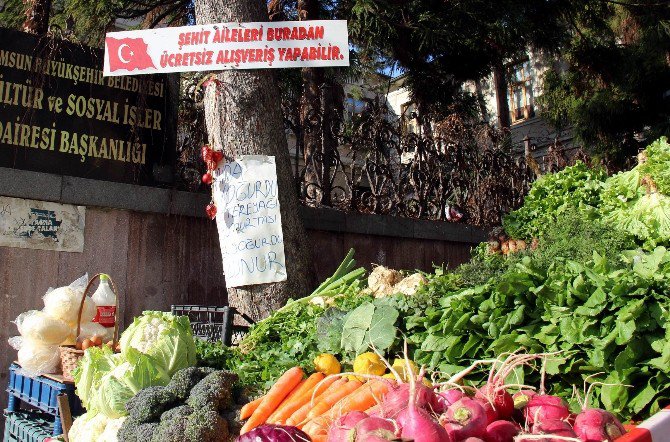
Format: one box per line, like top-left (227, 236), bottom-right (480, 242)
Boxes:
top-left (91, 274), bottom-right (116, 328)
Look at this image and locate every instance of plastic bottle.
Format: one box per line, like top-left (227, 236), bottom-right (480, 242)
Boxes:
top-left (91, 274), bottom-right (116, 328)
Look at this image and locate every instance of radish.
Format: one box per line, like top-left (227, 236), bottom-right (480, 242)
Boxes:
top-left (513, 390), bottom-right (537, 410)
top-left (381, 382), bottom-right (440, 418)
top-left (351, 416), bottom-right (398, 441)
top-left (395, 367), bottom-right (452, 442)
top-left (435, 389), bottom-right (467, 414)
top-left (477, 398), bottom-right (501, 424)
top-left (484, 420), bottom-right (520, 442)
top-left (441, 397), bottom-right (488, 440)
top-left (532, 418), bottom-right (577, 438)
top-left (327, 411), bottom-right (369, 442)
top-left (462, 438), bottom-right (486, 442)
top-left (573, 409), bottom-right (626, 442)
top-left (523, 395), bottom-right (571, 425)
top-left (476, 386), bottom-right (514, 420)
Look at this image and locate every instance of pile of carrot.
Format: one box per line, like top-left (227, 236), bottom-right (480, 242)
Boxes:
top-left (239, 366), bottom-right (392, 441)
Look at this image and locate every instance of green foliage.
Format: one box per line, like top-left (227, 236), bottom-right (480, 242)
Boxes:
top-left (407, 248), bottom-right (670, 420)
top-left (537, 2), bottom-right (670, 164)
top-left (503, 161), bottom-right (607, 240)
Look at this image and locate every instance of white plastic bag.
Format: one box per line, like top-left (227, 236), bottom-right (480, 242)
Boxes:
top-left (17, 311), bottom-right (71, 344)
top-left (79, 322), bottom-right (114, 342)
top-left (13, 310), bottom-right (39, 335)
top-left (9, 336), bottom-right (61, 376)
top-left (43, 274), bottom-right (96, 324)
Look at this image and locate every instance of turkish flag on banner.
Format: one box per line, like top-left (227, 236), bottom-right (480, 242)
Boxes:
top-left (105, 37), bottom-right (155, 72)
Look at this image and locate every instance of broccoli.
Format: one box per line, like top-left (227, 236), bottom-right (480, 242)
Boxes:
top-left (167, 366), bottom-right (217, 400)
top-left (186, 370), bottom-right (238, 412)
top-left (117, 418), bottom-right (158, 442)
top-left (184, 407), bottom-right (229, 442)
top-left (152, 405), bottom-right (192, 442)
top-left (221, 406), bottom-right (243, 436)
top-left (125, 386), bottom-right (177, 423)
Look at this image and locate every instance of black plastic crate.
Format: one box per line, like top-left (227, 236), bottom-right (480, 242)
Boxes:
top-left (171, 305), bottom-right (254, 346)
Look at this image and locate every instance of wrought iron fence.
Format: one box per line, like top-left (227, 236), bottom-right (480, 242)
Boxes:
top-left (175, 79), bottom-right (587, 228)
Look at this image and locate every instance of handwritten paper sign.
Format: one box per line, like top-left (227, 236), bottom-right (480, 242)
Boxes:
top-left (0, 196), bottom-right (85, 252)
top-left (213, 155), bottom-right (287, 287)
top-left (104, 20), bottom-right (349, 76)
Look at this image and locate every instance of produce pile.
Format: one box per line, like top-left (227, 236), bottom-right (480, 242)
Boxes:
top-left (235, 352), bottom-right (629, 442)
top-left (68, 311), bottom-right (197, 441)
top-left (199, 137), bottom-right (670, 433)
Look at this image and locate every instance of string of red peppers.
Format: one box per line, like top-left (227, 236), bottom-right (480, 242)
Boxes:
top-left (201, 144), bottom-right (223, 220)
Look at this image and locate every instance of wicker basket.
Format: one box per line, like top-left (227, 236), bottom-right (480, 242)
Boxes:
top-left (59, 273), bottom-right (119, 380)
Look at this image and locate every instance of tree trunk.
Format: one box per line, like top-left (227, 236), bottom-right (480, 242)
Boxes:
top-left (474, 79), bottom-right (489, 122)
top-left (194, 0), bottom-right (315, 321)
top-left (23, 0), bottom-right (51, 34)
top-left (493, 60), bottom-right (511, 130)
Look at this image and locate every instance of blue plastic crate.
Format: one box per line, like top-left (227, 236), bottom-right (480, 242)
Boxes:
top-left (6, 364), bottom-right (83, 436)
top-left (3, 410), bottom-right (53, 442)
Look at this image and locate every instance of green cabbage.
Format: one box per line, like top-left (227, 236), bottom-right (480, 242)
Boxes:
top-left (90, 348), bottom-right (170, 418)
top-left (119, 311), bottom-right (196, 377)
top-left (72, 345), bottom-right (118, 410)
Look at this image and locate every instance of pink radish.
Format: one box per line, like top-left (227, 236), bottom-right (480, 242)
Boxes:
top-left (462, 438), bottom-right (486, 442)
top-left (512, 390), bottom-right (537, 410)
top-left (380, 382), bottom-right (440, 418)
top-left (573, 408), bottom-right (626, 442)
top-left (396, 367), bottom-right (452, 442)
top-left (351, 416), bottom-right (398, 441)
top-left (435, 389), bottom-right (467, 414)
top-left (532, 418), bottom-right (577, 438)
top-left (441, 397), bottom-right (488, 439)
top-left (523, 395), bottom-right (571, 425)
top-left (476, 386), bottom-right (514, 420)
top-left (484, 420), bottom-right (521, 442)
top-left (327, 411), bottom-right (369, 442)
top-left (477, 398), bottom-right (500, 424)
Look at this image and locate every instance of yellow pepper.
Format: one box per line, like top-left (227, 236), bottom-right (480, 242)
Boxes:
top-left (313, 353), bottom-right (341, 375)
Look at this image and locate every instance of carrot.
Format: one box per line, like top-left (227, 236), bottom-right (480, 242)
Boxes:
top-left (303, 418), bottom-right (330, 440)
top-left (321, 379), bottom-right (391, 421)
top-left (310, 435), bottom-right (327, 442)
top-left (307, 379), bottom-right (363, 420)
top-left (286, 377), bottom-right (343, 426)
top-left (265, 379), bottom-right (305, 423)
top-left (240, 366), bottom-right (304, 434)
top-left (268, 373), bottom-right (324, 424)
top-left (240, 396), bottom-right (264, 420)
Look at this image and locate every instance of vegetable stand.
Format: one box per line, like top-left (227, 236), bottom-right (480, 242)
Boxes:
top-left (5, 363), bottom-right (83, 438)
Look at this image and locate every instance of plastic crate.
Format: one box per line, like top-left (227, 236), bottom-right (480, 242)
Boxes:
top-left (171, 305), bottom-right (254, 346)
top-left (617, 405), bottom-right (670, 442)
top-left (3, 410), bottom-right (54, 442)
top-left (6, 364), bottom-right (83, 436)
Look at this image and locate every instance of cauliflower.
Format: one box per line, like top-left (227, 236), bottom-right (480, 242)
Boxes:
top-left (69, 412), bottom-right (110, 442)
top-left (99, 417), bottom-right (126, 442)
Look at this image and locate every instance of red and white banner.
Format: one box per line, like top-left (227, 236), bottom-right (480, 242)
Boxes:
top-left (103, 20), bottom-right (349, 76)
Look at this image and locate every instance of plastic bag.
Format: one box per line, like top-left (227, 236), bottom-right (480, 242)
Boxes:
top-left (13, 310), bottom-right (39, 335)
top-left (9, 336), bottom-right (61, 376)
top-left (80, 322), bottom-right (114, 342)
top-left (17, 310), bottom-right (71, 344)
top-left (43, 274), bottom-right (96, 324)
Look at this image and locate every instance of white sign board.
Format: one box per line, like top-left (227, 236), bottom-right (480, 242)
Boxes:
top-left (0, 196), bottom-right (85, 252)
top-left (104, 20), bottom-right (349, 76)
top-left (213, 155), bottom-right (287, 287)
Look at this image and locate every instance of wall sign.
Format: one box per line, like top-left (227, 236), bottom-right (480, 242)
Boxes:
top-left (104, 20), bottom-right (349, 76)
top-left (0, 28), bottom-right (177, 186)
top-left (212, 156), bottom-right (287, 287)
top-left (0, 196), bottom-right (85, 252)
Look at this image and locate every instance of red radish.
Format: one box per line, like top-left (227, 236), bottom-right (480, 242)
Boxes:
top-left (441, 397), bottom-right (488, 439)
top-left (523, 395), bottom-right (571, 425)
top-left (477, 398), bottom-right (500, 424)
top-left (202, 172), bottom-right (213, 184)
top-left (476, 386), bottom-right (514, 419)
top-left (484, 420), bottom-right (520, 442)
top-left (462, 438), bottom-right (486, 442)
top-left (512, 390), bottom-right (537, 410)
top-left (573, 408), bottom-right (626, 442)
top-left (380, 382), bottom-right (440, 418)
top-left (351, 416), bottom-right (398, 441)
top-left (435, 389), bottom-right (467, 414)
top-left (327, 411), bottom-right (369, 442)
top-left (532, 418), bottom-right (577, 438)
top-left (396, 367), bottom-right (452, 442)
